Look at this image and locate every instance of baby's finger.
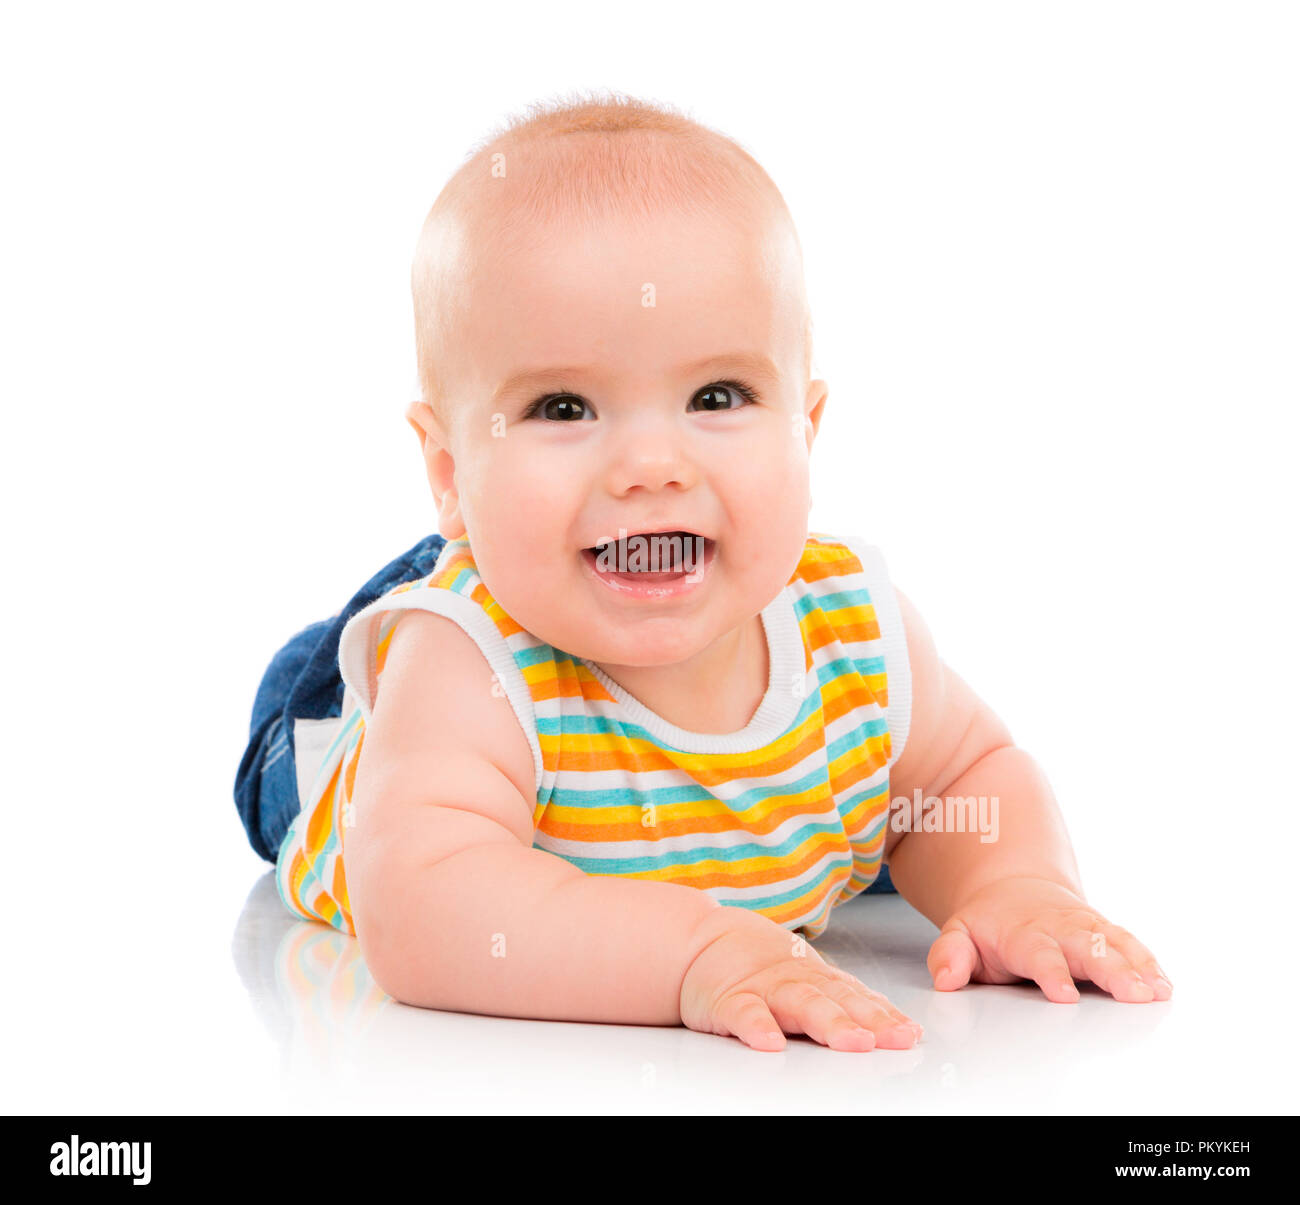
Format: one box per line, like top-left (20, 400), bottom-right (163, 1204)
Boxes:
top-left (1055, 926), bottom-right (1155, 1002)
top-left (820, 979), bottom-right (919, 1047)
top-left (927, 925), bottom-right (979, 991)
top-left (999, 927), bottom-right (1080, 1003)
top-left (713, 990), bottom-right (787, 1052)
top-left (1096, 926), bottom-right (1173, 1000)
top-left (822, 967), bottom-right (923, 1039)
top-left (767, 981), bottom-right (877, 1051)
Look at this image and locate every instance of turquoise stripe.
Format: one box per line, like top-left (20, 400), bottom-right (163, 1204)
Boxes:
top-left (842, 805), bottom-right (889, 843)
top-left (534, 688), bottom-right (824, 746)
top-left (817, 652), bottom-right (885, 683)
top-left (321, 707), bottom-right (363, 765)
top-left (549, 753), bottom-right (852, 813)
top-left (274, 821), bottom-right (303, 915)
top-left (825, 717), bottom-right (888, 762)
top-left (791, 592), bottom-right (817, 621)
top-left (711, 862), bottom-right (854, 915)
top-left (554, 856), bottom-right (855, 915)
top-left (312, 824), bottom-right (340, 865)
top-left (812, 587), bottom-right (876, 613)
top-left (540, 815), bottom-right (852, 875)
top-left (534, 713), bottom-right (634, 738)
top-left (294, 856), bottom-right (324, 911)
top-left (513, 643), bottom-right (558, 670)
top-left (443, 566), bottom-right (478, 595)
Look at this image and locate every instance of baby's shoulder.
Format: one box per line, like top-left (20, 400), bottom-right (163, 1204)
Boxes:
top-left (366, 607), bottom-right (537, 811)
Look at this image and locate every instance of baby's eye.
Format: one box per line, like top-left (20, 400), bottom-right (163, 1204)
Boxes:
top-left (688, 380), bottom-right (758, 412)
top-left (529, 394), bottom-right (593, 422)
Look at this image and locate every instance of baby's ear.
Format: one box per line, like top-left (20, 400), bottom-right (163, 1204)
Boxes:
top-left (405, 399), bottom-right (432, 451)
top-left (404, 399), bottom-right (464, 539)
top-left (804, 379), bottom-right (830, 444)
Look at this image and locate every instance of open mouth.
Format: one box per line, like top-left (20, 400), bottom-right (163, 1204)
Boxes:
top-left (580, 529), bottom-right (715, 592)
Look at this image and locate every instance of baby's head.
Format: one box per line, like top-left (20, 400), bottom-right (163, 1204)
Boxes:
top-left (406, 92), bottom-right (828, 668)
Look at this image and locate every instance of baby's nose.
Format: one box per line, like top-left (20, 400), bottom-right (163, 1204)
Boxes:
top-left (604, 426), bottom-right (696, 495)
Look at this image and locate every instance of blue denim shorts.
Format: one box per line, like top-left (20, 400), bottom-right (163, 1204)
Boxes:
top-left (231, 530), bottom-right (896, 894)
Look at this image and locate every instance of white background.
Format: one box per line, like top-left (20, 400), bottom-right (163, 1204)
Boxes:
top-left (2, 0), bottom-right (1295, 1114)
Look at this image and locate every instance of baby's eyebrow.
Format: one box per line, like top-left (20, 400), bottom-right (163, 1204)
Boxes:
top-left (493, 352), bottom-right (780, 402)
top-left (679, 351), bottom-right (781, 381)
top-left (493, 365), bottom-right (593, 402)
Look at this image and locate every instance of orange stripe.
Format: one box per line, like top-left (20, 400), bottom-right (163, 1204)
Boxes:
top-left (304, 758), bottom-right (342, 856)
top-left (539, 785), bottom-right (849, 844)
top-left (602, 829), bottom-right (857, 894)
top-left (537, 724), bottom-right (826, 782)
top-left (343, 730), bottom-right (364, 799)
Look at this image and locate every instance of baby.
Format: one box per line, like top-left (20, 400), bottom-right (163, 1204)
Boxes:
top-left (236, 93), bottom-right (1171, 1052)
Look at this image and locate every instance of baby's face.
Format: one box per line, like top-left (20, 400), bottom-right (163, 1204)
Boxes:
top-left (420, 200), bottom-right (825, 668)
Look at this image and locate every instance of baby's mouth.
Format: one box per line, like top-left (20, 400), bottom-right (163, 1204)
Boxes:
top-left (581, 530), bottom-right (714, 580)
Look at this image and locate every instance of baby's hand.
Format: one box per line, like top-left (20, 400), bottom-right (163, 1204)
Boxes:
top-left (679, 908), bottom-right (923, 1052)
top-left (928, 876), bottom-right (1173, 1003)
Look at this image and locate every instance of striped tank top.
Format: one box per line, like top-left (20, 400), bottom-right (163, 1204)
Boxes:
top-left (276, 531), bottom-right (912, 940)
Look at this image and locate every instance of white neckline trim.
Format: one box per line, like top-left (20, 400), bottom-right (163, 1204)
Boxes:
top-left (577, 587), bottom-right (805, 754)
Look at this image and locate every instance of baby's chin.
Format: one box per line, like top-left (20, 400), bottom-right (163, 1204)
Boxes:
top-left (478, 539), bottom-right (781, 666)
top-left (540, 617), bottom-right (724, 669)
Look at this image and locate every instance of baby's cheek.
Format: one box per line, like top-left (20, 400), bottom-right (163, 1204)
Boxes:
top-left (737, 439), bottom-right (809, 512)
top-left (717, 487), bottom-right (806, 579)
top-left (473, 456), bottom-right (554, 529)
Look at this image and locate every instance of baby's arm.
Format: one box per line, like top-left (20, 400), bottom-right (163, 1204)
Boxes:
top-left (345, 608), bottom-right (718, 1023)
top-left (884, 591), bottom-right (1172, 1003)
top-left (345, 610), bottom-right (921, 1050)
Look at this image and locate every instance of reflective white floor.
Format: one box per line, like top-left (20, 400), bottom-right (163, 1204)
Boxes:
top-left (5, 843), bottom-right (1293, 1115)
top-left (211, 871), bottom-right (1276, 1114)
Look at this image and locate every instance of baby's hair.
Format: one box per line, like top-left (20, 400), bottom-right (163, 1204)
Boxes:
top-left (455, 90), bottom-right (774, 224)
top-left (412, 89), bottom-right (809, 426)
top-left (477, 90), bottom-right (701, 139)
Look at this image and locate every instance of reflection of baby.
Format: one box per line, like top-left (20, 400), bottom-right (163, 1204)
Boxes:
top-left (232, 874), bottom-right (389, 1068)
top-left (273, 92), bottom-right (1171, 1052)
